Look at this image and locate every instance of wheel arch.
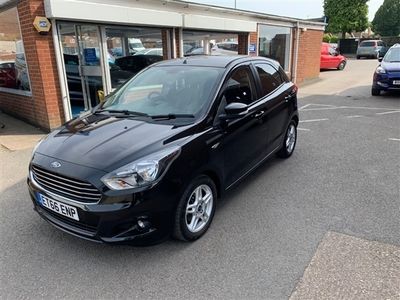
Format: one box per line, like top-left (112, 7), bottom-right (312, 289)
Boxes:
top-left (202, 170), bottom-right (222, 199)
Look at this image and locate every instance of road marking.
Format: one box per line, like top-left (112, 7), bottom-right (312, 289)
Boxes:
top-left (299, 118), bottom-right (329, 123)
top-left (388, 138), bottom-right (400, 142)
top-left (346, 115), bottom-right (363, 118)
top-left (297, 127), bottom-right (311, 131)
top-left (302, 105), bottom-right (400, 112)
top-left (299, 104), bottom-right (312, 110)
top-left (376, 110), bottom-right (400, 115)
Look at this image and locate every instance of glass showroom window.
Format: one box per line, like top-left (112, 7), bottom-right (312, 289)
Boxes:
top-left (0, 7), bottom-right (31, 92)
top-left (183, 31), bottom-right (238, 56)
top-left (258, 25), bottom-right (291, 71)
top-left (105, 27), bottom-right (164, 89)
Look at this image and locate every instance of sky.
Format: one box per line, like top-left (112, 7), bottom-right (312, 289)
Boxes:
top-left (185, 0), bottom-right (384, 21)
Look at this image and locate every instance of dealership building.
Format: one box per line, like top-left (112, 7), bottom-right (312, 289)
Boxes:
top-left (0, 0), bottom-right (325, 130)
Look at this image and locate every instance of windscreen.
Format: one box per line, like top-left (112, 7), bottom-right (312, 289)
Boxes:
top-left (102, 66), bottom-right (224, 118)
top-left (383, 47), bottom-right (400, 63)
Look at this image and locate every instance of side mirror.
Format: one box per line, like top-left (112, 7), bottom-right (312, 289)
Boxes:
top-left (220, 102), bottom-right (248, 121)
top-left (378, 57), bottom-right (383, 62)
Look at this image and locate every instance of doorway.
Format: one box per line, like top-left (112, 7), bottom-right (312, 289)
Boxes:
top-left (58, 23), bottom-right (106, 117)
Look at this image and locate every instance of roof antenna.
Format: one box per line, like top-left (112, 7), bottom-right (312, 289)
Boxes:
top-left (183, 58), bottom-right (188, 64)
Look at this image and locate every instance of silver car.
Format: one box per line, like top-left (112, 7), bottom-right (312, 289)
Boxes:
top-left (357, 40), bottom-right (386, 59)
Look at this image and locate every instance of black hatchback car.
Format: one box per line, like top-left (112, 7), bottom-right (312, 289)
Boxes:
top-left (28, 56), bottom-right (299, 244)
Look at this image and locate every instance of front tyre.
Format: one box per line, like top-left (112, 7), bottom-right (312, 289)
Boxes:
top-left (277, 120), bottom-right (297, 158)
top-left (337, 61), bottom-right (346, 70)
top-left (371, 88), bottom-right (381, 96)
top-left (173, 175), bottom-right (217, 242)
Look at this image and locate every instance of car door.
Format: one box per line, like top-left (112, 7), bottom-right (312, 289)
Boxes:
top-left (254, 63), bottom-right (294, 153)
top-left (320, 44), bottom-right (330, 69)
top-left (216, 65), bottom-right (269, 187)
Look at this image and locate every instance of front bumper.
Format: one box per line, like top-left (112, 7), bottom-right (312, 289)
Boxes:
top-left (27, 168), bottom-right (176, 245)
top-left (373, 73), bottom-right (400, 91)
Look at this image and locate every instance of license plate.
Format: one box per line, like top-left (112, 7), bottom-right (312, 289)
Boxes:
top-left (38, 194), bottom-right (79, 221)
top-left (393, 80), bottom-right (400, 85)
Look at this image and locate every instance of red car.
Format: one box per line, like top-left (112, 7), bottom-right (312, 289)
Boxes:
top-left (320, 43), bottom-right (347, 70)
top-left (0, 61), bottom-right (17, 88)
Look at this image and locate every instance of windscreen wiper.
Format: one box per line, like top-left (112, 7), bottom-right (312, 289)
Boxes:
top-left (150, 114), bottom-right (195, 120)
top-left (94, 109), bottom-right (149, 117)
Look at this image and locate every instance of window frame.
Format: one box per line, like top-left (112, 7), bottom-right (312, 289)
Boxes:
top-left (0, 6), bottom-right (32, 96)
top-left (257, 24), bottom-right (292, 71)
top-left (212, 63), bottom-right (258, 125)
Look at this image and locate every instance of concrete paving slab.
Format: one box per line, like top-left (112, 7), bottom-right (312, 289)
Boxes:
top-left (0, 112), bottom-right (45, 151)
top-left (290, 231), bottom-right (400, 300)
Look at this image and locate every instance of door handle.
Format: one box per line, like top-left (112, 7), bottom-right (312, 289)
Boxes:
top-left (254, 111), bottom-right (265, 118)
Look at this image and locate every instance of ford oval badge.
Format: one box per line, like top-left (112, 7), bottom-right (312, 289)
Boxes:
top-left (51, 161), bottom-right (61, 168)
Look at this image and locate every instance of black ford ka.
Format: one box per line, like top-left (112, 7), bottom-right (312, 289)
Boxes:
top-left (28, 56), bottom-right (299, 244)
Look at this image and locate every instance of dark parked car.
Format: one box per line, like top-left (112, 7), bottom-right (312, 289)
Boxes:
top-left (372, 44), bottom-right (400, 96)
top-left (115, 54), bottom-right (163, 75)
top-left (28, 56), bottom-right (299, 244)
top-left (0, 61), bottom-right (16, 88)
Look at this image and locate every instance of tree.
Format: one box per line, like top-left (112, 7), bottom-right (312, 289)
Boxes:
top-left (372, 0), bottom-right (400, 36)
top-left (324, 0), bottom-right (369, 38)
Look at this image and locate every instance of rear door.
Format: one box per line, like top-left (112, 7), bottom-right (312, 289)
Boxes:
top-left (253, 63), bottom-right (295, 153)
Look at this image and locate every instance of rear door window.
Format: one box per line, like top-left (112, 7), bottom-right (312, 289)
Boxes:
top-left (255, 63), bottom-right (284, 97)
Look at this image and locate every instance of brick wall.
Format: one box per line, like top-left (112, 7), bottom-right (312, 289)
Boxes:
top-left (161, 29), bottom-right (169, 60)
top-left (237, 33), bottom-right (249, 55)
top-left (0, 0), bottom-right (63, 131)
top-left (175, 28), bottom-right (181, 58)
top-left (296, 29), bottom-right (323, 85)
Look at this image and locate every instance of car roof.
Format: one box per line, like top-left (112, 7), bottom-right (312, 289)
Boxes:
top-left (154, 55), bottom-right (280, 69)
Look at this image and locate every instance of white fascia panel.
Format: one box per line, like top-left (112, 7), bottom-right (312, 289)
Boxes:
top-left (183, 14), bottom-right (257, 32)
top-left (45, 0), bottom-right (182, 27)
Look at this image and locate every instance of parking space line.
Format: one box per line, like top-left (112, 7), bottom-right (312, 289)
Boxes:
top-left (300, 118), bottom-right (329, 123)
top-left (302, 105), bottom-right (400, 112)
top-left (388, 138), bottom-right (400, 142)
top-left (299, 104), bottom-right (312, 110)
top-left (347, 115), bottom-right (363, 118)
top-left (297, 128), bottom-right (311, 131)
top-left (376, 111), bottom-right (400, 115)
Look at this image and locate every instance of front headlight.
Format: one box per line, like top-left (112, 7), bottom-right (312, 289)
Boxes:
top-left (101, 146), bottom-right (181, 191)
top-left (376, 66), bottom-right (386, 74)
top-left (31, 136), bottom-right (46, 159)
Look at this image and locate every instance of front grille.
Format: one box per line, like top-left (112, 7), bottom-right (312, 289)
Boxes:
top-left (31, 165), bottom-right (102, 203)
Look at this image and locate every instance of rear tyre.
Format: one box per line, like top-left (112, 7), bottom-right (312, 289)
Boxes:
top-left (371, 88), bottom-right (381, 96)
top-left (356, 56), bottom-right (361, 60)
top-left (337, 61), bottom-right (346, 70)
top-left (172, 175), bottom-right (217, 242)
top-left (277, 120), bottom-right (297, 159)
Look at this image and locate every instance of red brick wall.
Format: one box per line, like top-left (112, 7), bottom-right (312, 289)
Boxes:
top-left (161, 29), bottom-right (169, 60)
top-left (237, 33), bottom-right (249, 55)
top-left (0, 0), bottom-right (63, 130)
top-left (175, 28), bottom-right (181, 58)
top-left (296, 29), bottom-right (323, 85)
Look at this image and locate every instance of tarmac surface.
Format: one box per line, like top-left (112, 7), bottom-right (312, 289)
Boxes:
top-left (0, 59), bottom-right (399, 299)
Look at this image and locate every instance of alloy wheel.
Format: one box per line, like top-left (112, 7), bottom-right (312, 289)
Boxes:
top-left (185, 184), bottom-right (214, 233)
top-left (286, 124), bottom-right (296, 154)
